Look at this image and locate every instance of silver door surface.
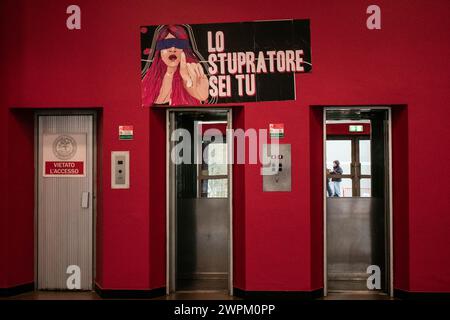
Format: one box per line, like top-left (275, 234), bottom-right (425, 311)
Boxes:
top-left (327, 198), bottom-right (385, 291)
top-left (168, 110), bottom-right (230, 292)
top-left (325, 108), bottom-right (390, 294)
top-left (176, 198), bottom-right (229, 281)
top-left (37, 115), bottom-right (94, 290)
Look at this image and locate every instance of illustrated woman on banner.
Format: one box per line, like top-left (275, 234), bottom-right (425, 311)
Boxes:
top-left (141, 24), bottom-right (209, 106)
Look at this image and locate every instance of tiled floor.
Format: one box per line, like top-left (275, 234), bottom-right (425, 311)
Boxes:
top-left (321, 291), bottom-right (395, 300)
top-left (176, 279), bottom-right (228, 292)
top-left (1, 291), bottom-right (394, 300)
top-left (1, 291), bottom-right (103, 300)
top-left (153, 291), bottom-right (239, 300)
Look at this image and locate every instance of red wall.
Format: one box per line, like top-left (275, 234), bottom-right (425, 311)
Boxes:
top-left (1, 0), bottom-right (450, 293)
top-left (309, 107), bottom-right (324, 291)
top-left (392, 106), bottom-right (410, 290)
top-left (148, 109), bottom-right (166, 289)
top-left (327, 123), bottom-right (371, 136)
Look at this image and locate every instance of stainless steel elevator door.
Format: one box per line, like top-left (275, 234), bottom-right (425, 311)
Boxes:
top-left (176, 198), bottom-right (229, 290)
top-left (327, 198), bottom-right (385, 291)
top-left (169, 110), bottom-right (230, 292)
top-left (37, 115), bottom-right (94, 290)
top-left (325, 109), bottom-right (390, 294)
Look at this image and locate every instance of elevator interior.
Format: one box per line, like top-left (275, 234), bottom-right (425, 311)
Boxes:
top-left (325, 108), bottom-right (391, 295)
top-left (168, 110), bottom-right (231, 293)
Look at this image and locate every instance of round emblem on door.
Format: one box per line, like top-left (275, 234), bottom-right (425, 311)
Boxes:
top-left (53, 135), bottom-right (77, 160)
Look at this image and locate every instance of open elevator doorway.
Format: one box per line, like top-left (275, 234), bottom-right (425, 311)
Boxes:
top-left (324, 107), bottom-right (393, 298)
top-left (167, 108), bottom-right (232, 295)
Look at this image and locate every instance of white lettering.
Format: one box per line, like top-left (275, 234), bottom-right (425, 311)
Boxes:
top-left (66, 5), bottom-right (81, 30)
top-left (366, 5), bottom-right (381, 30)
top-left (66, 265), bottom-right (81, 289)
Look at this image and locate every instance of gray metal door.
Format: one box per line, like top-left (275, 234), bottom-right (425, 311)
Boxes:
top-left (37, 114), bottom-right (94, 290)
top-left (176, 198), bottom-right (229, 289)
top-left (325, 109), bottom-right (390, 294)
top-left (327, 198), bottom-right (386, 291)
top-left (168, 110), bottom-right (230, 292)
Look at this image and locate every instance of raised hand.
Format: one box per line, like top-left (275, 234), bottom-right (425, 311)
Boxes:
top-left (179, 52), bottom-right (209, 101)
top-left (179, 52), bottom-right (192, 87)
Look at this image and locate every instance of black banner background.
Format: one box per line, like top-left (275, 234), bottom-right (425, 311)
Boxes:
top-left (140, 20), bottom-right (311, 105)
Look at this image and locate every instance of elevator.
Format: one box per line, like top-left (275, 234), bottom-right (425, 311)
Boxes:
top-left (167, 109), bottom-right (232, 294)
top-left (35, 111), bottom-right (96, 290)
top-left (324, 107), bottom-right (392, 296)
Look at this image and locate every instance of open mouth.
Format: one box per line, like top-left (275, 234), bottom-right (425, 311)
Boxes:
top-left (168, 54), bottom-right (177, 61)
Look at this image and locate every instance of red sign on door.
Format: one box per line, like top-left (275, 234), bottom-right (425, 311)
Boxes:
top-left (44, 161), bottom-right (84, 175)
top-left (43, 133), bottom-right (86, 177)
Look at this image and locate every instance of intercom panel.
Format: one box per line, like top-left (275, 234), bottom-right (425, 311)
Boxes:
top-left (262, 144), bottom-right (291, 192)
top-left (111, 151), bottom-right (130, 189)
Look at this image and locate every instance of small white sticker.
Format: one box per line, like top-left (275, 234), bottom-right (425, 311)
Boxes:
top-left (367, 265), bottom-right (381, 289)
top-left (66, 5), bottom-right (81, 30)
top-left (66, 265), bottom-right (81, 289)
top-left (366, 5), bottom-right (381, 30)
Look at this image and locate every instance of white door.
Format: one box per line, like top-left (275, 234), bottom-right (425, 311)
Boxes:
top-left (37, 114), bottom-right (94, 290)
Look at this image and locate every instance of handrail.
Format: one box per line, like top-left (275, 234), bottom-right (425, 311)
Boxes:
top-left (326, 174), bottom-right (371, 179)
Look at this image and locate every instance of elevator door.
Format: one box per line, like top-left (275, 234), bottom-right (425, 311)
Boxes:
top-left (37, 114), bottom-right (94, 290)
top-left (326, 109), bottom-right (390, 294)
top-left (168, 110), bottom-right (230, 292)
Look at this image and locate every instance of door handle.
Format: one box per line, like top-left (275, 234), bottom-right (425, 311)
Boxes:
top-left (81, 192), bottom-right (89, 209)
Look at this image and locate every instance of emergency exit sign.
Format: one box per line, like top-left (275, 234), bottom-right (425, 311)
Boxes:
top-left (269, 123), bottom-right (285, 138)
top-left (119, 125), bottom-right (133, 140)
top-left (349, 125), bottom-right (363, 132)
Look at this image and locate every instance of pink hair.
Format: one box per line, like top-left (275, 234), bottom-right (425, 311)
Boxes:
top-left (141, 25), bottom-right (201, 106)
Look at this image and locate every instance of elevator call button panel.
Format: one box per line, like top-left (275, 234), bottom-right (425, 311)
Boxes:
top-left (111, 151), bottom-right (130, 189)
top-left (261, 144), bottom-right (291, 192)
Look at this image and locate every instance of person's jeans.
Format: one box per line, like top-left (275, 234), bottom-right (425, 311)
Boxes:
top-left (333, 181), bottom-right (341, 197)
top-left (327, 180), bottom-right (333, 197)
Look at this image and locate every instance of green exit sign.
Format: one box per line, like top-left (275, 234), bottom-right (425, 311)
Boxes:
top-left (349, 125), bottom-right (364, 132)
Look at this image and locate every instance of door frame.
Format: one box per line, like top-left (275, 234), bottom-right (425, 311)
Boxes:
top-left (34, 109), bottom-right (97, 290)
top-left (166, 107), bottom-right (233, 295)
top-left (322, 106), bottom-right (393, 297)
